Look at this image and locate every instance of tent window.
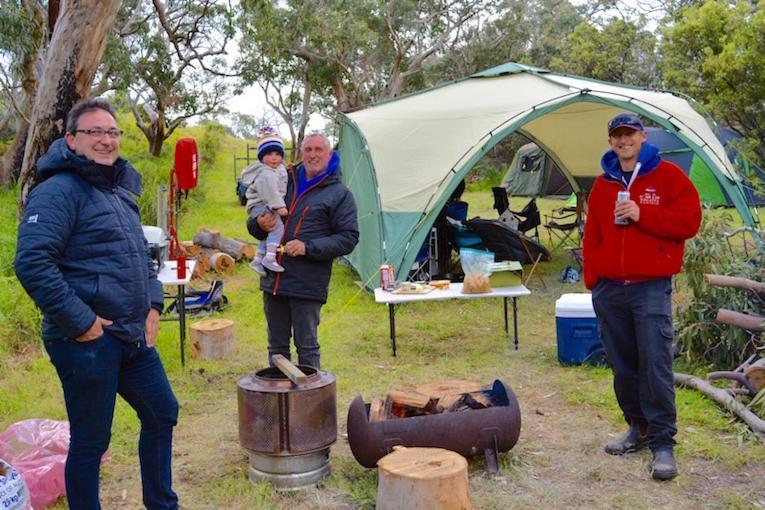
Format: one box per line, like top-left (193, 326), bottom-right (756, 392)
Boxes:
top-left (521, 155), bottom-right (537, 172)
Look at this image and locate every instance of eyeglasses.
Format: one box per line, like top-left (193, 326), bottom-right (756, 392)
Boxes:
top-left (74, 128), bottom-right (123, 139)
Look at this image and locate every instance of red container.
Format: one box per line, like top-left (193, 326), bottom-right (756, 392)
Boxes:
top-left (174, 138), bottom-right (198, 190)
top-left (176, 253), bottom-right (186, 279)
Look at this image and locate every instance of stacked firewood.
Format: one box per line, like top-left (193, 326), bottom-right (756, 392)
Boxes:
top-left (179, 227), bottom-right (255, 278)
top-left (674, 273), bottom-right (765, 436)
top-left (367, 380), bottom-right (492, 422)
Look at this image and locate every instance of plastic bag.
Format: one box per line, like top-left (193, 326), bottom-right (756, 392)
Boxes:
top-left (0, 459), bottom-right (32, 510)
top-left (460, 248), bottom-right (494, 294)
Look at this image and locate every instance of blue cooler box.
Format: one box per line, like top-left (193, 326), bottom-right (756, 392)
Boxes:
top-left (555, 293), bottom-right (606, 366)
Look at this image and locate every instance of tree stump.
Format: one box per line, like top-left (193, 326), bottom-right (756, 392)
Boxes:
top-left (376, 447), bottom-right (472, 510)
top-left (190, 319), bottom-right (235, 360)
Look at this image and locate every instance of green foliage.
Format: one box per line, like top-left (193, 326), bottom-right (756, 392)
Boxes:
top-left (660, 0), bottom-right (765, 165)
top-left (550, 18), bottom-right (659, 87)
top-left (196, 121), bottom-right (226, 167)
top-left (675, 211), bottom-right (765, 368)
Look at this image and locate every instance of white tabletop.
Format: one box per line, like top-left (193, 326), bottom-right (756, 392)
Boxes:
top-left (374, 282), bottom-right (530, 305)
top-left (156, 260), bottom-right (196, 286)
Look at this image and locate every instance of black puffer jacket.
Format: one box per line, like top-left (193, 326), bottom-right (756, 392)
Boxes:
top-left (256, 153), bottom-right (358, 303)
top-left (14, 138), bottom-right (163, 343)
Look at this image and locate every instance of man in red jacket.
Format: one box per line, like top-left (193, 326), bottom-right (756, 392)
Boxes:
top-left (583, 112), bottom-right (701, 480)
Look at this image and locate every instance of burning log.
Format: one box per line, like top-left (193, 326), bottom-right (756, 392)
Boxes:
top-left (674, 372), bottom-right (765, 436)
top-left (705, 274), bottom-right (765, 295)
top-left (715, 309), bottom-right (764, 332)
top-left (193, 227), bottom-right (252, 260)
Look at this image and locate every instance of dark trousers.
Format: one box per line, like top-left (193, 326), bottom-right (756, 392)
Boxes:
top-left (43, 332), bottom-right (179, 510)
top-left (592, 278), bottom-right (677, 451)
top-left (263, 292), bottom-right (322, 369)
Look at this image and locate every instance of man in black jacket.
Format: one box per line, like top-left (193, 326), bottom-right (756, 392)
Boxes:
top-left (15, 98), bottom-right (179, 509)
top-left (251, 132), bottom-right (359, 369)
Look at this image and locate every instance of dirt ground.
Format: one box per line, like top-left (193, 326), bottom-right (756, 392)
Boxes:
top-left (90, 359), bottom-right (765, 510)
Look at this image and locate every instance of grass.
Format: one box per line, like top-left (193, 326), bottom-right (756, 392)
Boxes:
top-left (1, 136), bottom-right (764, 508)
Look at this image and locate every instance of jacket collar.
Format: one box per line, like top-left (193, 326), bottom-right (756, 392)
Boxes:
top-left (600, 142), bottom-right (661, 183)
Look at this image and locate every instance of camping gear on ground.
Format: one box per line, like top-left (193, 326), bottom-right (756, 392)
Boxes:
top-left (338, 61), bottom-right (755, 291)
top-left (543, 192), bottom-right (586, 251)
top-left (492, 187), bottom-right (541, 238)
top-left (165, 279), bottom-right (227, 316)
top-left (555, 293), bottom-right (606, 366)
top-left (465, 219), bottom-right (550, 265)
top-left (346, 379), bottom-right (521, 474)
top-left (376, 447), bottom-right (472, 510)
top-left (237, 357), bottom-right (336, 490)
top-left (0, 419), bottom-right (108, 509)
top-left (459, 248), bottom-right (493, 294)
top-left (0, 459), bottom-right (32, 510)
top-left (142, 225), bottom-right (169, 271)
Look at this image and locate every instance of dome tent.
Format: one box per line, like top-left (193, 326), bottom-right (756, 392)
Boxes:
top-left (337, 62), bottom-right (754, 289)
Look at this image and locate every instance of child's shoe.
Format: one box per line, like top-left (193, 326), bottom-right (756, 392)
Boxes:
top-left (262, 257), bottom-right (285, 273)
top-left (249, 259), bottom-right (266, 275)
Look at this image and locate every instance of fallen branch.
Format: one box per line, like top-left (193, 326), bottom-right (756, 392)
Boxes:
top-left (707, 371), bottom-right (758, 396)
top-left (674, 372), bottom-right (765, 436)
top-left (705, 274), bottom-right (765, 295)
top-left (715, 308), bottom-right (764, 332)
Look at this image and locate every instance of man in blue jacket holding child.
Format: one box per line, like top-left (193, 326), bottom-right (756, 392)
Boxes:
top-left (15, 98), bottom-right (179, 509)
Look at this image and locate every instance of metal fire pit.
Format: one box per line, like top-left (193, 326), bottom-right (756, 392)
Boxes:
top-left (237, 363), bottom-right (336, 490)
top-left (346, 379), bottom-right (521, 472)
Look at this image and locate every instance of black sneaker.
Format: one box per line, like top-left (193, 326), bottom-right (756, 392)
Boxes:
top-left (651, 449), bottom-right (678, 480)
top-left (604, 424), bottom-right (648, 455)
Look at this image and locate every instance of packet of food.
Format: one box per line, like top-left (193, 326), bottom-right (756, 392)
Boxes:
top-left (459, 248), bottom-right (494, 294)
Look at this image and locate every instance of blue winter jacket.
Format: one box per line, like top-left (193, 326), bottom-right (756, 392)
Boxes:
top-left (14, 138), bottom-right (164, 343)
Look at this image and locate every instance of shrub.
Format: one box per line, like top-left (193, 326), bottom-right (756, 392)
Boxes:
top-left (675, 211), bottom-right (765, 369)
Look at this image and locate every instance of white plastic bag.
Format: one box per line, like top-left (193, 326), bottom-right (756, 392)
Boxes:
top-left (460, 248), bottom-right (494, 294)
top-left (0, 459), bottom-right (33, 510)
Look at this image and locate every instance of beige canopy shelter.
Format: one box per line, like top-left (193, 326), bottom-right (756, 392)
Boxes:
top-left (337, 62), bottom-right (752, 288)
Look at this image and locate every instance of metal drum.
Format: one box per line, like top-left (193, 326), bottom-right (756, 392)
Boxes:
top-left (237, 363), bottom-right (336, 490)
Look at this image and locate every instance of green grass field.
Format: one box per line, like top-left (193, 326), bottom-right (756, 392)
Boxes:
top-left (0, 136), bottom-right (763, 509)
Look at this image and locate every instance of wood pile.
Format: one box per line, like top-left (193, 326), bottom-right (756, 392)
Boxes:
top-left (179, 227), bottom-right (256, 278)
top-left (367, 380), bottom-right (492, 422)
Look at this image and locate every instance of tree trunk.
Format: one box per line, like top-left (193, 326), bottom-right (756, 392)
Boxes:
top-left (18, 0), bottom-right (123, 212)
top-left (705, 274), bottom-right (765, 295)
top-left (715, 308), bottom-right (764, 332)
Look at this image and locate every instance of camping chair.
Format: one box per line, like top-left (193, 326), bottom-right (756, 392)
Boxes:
top-left (491, 187), bottom-right (541, 239)
top-left (544, 192), bottom-right (586, 251)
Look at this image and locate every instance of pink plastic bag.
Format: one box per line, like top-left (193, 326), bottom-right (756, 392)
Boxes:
top-left (0, 419), bottom-right (108, 509)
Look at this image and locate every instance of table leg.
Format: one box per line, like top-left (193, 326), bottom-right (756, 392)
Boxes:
top-left (512, 297), bottom-right (519, 351)
top-left (179, 284), bottom-right (186, 367)
top-left (503, 297), bottom-right (509, 335)
top-left (389, 304), bottom-right (397, 357)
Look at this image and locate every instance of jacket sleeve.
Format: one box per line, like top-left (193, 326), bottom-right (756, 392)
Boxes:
top-left (14, 183), bottom-right (96, 338)
top-left (637, 166), bottom-right (701, 241)
top-left (305, 188), bottom-right (359, 261)
top-left (582, 180), bottom-right (604, 290)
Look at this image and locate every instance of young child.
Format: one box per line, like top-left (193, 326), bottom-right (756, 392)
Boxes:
top-left (244, 126), bottom-right (289, 275)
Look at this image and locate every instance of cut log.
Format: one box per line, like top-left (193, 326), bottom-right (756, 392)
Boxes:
top-left (209, 252), bottom-right (236, 273)
top-left (180, 241), bottom-right (201, 257)
top-left (715, 308), bottom-right (764, 332)
top-left (745, 359), bottom-right (765, 392)
top-left (674, 372), bottom-right (765, 436)
top-left (387, 390), bottom-right (432, 410)
top-left (234, 238), bottom-right (256, 260)
top-left (190, 318), bottom-right (235, 360)
top-left (705, 274), bottom-right (765, 295)
top-left (271, 354), bottom-right (308, 386)
top-left (192, 253), bottom-right (210, 277)
top-left (193, 227), bottom-right (250, 260)
top-left (376, 446), bottom-right (472, 510)
top-left (368, 398), bottom-right (386, 422)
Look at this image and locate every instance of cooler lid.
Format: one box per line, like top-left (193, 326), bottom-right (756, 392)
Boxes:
top-left (555, 293), bottom-right (595, 317)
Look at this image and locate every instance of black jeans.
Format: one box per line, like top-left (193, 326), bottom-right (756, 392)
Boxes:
top-left (43, 331), bottom-right (179, 509)
top-left (592, 278), bottom-right (677, 451)
top-left (263, 292), bottom-right (323, 369)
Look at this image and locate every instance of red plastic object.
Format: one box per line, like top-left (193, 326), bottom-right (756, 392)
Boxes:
top-left (0, 419), bottom-right (108, 509)
top-left (173, 138), bottom-right (198, 190)
top-left (176, 253), bottom-right (186, 279)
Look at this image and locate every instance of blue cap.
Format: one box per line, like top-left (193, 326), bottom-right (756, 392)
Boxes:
top-left (608, 113), bottom-right (644, 136)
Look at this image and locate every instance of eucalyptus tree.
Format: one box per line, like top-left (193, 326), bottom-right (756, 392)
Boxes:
top-left (112, 0), bottom-right (235, 156)
top-left (660, 0), bottom-right (765, 164)
top-left (236, 0), bottom-right (489, 149)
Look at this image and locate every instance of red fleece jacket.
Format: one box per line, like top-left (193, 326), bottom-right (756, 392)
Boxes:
top-left (582, 159), bottom-right (701, 290)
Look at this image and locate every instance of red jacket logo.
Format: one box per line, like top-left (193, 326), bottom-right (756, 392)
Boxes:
top-left (639, 188), bottom-right (661, 206)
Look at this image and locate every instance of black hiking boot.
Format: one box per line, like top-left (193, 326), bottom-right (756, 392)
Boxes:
top-left (651, 449), bottom-right (678, 481)
top-left (604, 424), bottom-right (648, 455)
